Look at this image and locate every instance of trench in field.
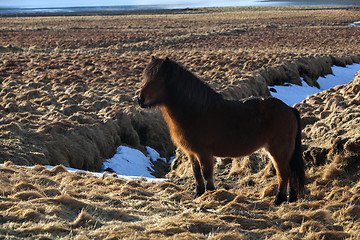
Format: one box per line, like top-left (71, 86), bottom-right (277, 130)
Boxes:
top-left (270, 62), bottom-right (360, 106)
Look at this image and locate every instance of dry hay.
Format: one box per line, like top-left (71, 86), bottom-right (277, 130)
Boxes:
top-left (0, 6), bottom-right (360, 239)
top-left (1, 155), bottom-right (360, 239)
top-left (0, 6), bottom-right (360, 172)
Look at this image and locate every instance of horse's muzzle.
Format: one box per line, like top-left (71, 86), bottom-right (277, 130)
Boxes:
top-left (137, 94), bottom-right (147, 108)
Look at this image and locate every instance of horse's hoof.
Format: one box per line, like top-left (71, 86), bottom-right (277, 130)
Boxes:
top-left (288, 194), bottom-right (298, 203)
top-left (194, 192), bottom-right (202, 198)
top-left (194, 189), bottom-right (205, 198)
top-left (274, 193), bottom-right (287, 206)
top-left (274, 198), bottom-right (285, 206)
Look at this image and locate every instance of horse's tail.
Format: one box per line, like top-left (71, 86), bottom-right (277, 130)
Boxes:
top-left (290, 107), bottom-right (305, 196)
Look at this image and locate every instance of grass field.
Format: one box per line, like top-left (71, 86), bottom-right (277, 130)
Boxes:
top-left (0, 6), bottom-right (360, 239)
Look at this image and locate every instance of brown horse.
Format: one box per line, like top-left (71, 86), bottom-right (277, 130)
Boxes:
top-left (138, 56), bottom-right (305, 205)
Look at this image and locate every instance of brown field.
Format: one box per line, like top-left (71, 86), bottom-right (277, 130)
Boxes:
top-left (0, 6), bottom-right (360, 239)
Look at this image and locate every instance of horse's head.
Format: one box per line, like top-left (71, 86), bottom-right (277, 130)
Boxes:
top-left (138, 56), bottom-right (170, 108)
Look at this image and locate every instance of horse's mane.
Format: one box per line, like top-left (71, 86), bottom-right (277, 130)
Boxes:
top-left (145, 58), bottom-right (224, 112)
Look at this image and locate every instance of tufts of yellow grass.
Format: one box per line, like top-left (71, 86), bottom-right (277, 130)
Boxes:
top-left (1, 155), bottom-right (359, 239)
top-left (0, 6), bottom-right (359, 239)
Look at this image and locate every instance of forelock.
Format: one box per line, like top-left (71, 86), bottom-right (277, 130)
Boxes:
top-left (144, 58), bottom-right (164, 79)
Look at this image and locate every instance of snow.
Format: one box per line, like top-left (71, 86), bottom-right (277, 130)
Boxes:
top-left (101, 145), bottom-right (169, 181)
top-left (44, 165), bottom-right (104, 178)
top-left (349, 21), bottom-right (360, 26)
top-left (0, 162), bottom-right (167, 182)
top-left (103, 146), bottom-right (152, 178)
top-left (270, 63), bottom-right (360, 107)
top-left (146, 146), bottom-right (162, 162)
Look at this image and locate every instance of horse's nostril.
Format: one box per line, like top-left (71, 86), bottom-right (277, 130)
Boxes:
top-left (138, 94), bottom-right (145, 107)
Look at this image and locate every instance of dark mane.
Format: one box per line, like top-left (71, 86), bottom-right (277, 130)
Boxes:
top-left (149, 58), bottom-right (224, 112)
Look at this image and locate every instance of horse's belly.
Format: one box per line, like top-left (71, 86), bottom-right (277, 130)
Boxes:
top-left (212, 141), bottom-right (264, 158)
top-left (176, 119), bottom-right (268, 157)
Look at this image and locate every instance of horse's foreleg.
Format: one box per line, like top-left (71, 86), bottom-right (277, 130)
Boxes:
top-left (198, 154), bottom-right (215, 192)
top-left (188, 154), bottom-right (205, 197)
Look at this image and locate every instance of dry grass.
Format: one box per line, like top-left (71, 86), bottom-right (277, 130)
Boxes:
top-left (1, 154), bottom-right (360, 239)
top-left (0, 6), bottom-right (359, 169)
top-left (0, 6), bottom-right (360, 239)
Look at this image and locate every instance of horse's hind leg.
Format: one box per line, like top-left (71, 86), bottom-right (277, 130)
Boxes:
top-left (288, 177), bottom-right (298, 203)
top-left (273, 167), bottom-right (290, 205)
top-left (188, 154), bottom-right (205, 197)
top-left (268, 151), bottom-right (292, 205)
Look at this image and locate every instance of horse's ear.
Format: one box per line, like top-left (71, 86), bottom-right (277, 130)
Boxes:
top-left (163, 57), bottom-right (171, 67)
top-left (161, 57), bottom-right (171, 78)
top-left (151, 56), bottom-right (157, 61)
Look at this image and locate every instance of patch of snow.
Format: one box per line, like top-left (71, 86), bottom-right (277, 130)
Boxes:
top-left (146, 146), bottom-right (163, 162)
top-left (270, 80), bottom-right (319, 107)
top-left (146, 146), bottom-right (176, 163)
top-left (349, 21), bottom-right (360, 26)
top-left (44, 165), bottom-right (105, 178)
top-left (270, 63), bottom-right (360, 106)
top-left (102, 145), bottom-right (168, 181)
top-left (103, 146), bottom-right (151, 177)
top-left (0, 163), bottom-right (166, 182)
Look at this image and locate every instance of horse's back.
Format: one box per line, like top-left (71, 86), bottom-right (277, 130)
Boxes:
top-left (221, 97), bottom-right (294, 129)
top-left (232, 97), bottom-right (298, 139)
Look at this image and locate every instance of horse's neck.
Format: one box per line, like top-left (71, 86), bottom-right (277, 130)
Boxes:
top-left (160, 104), bottom-right (193, 129)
